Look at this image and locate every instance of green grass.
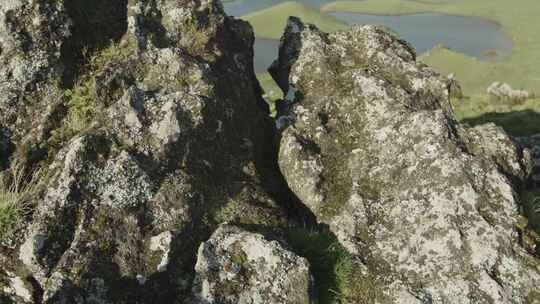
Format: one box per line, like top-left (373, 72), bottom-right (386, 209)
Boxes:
top-left (320, 0), bottom-right (540, 136)
top-left (285, 227), bottom-right (353, 304)
top-left (455, 96), bottom-right (540, 137)
top-left (242, 2), bottom-right (349, 40)
top-left (257, 73), bottom-right (283, 116)
top-left (49, 42), bottom-right (132, 152)
top-left (321, 0), bottom-right (540, 97)
top-left (247, 0), bottom-right (540, 137)
top-left (0, 162), bottom-right (41, 241)
top-left (286, 227), bottom-right (388, 303)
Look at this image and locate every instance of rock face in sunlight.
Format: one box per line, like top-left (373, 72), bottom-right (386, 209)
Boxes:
top-left (0, 1), bottom-right (539, 303)
top-left (0, 0), bottom-right (288, 302)
top-left (272, 17), bottom-right (540, 304)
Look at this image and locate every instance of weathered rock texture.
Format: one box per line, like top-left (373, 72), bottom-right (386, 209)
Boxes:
top-left (1, 1), bottom-right (539, 303)
top-left (0, 0), bottom-right (69, 138)
top-left (190, 225), bottom-right (314, 304)
top-left (0, 0), bottom-right (290, 303)
top-left (272, 17), bottom-right (540, 303)
top-left (487, 82), bottom-right (532, 102)
top-left (517, 134), bottom-right (540, 188)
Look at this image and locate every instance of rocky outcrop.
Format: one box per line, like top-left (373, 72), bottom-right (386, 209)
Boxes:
top-left (190, 225), bottom-right (314, 304)
top-left (0, 0), bottom-right (69, 141)
top-left (1, 1), bottom-right (539, 303)
top-left (487, 82), bottom-right (532, 102)
top-left (516, 134), bottom-right (540, 187)
top-left (272, 17), bottom-right (540, 303)
top-left (0, 0), bottom-right (289, 302)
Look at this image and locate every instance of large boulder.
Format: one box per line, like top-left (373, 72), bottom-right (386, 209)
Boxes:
top-left (272, 17), bottom-right (540, 303)
top-left (1, 0), bottom-right (287, 302)
top-left (190, 225), bottom-right (314, 304)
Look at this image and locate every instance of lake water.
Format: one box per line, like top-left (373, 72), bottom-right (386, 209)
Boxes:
top-left (222, 1), bottom-right (512, 74)
top-left (331, 12), bottom-right (512, 60)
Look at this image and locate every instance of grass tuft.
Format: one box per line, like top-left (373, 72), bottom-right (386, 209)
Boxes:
top-left (0, 161), bottom-right (42, 240)
top-left (48, 41), bottom-right (133, 152)
top-left (285, 227), bottom-right (353, 304)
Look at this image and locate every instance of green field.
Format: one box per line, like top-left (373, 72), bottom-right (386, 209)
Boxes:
top-left (321, 0), bottom-right (539, 95)
top-left (246, 0), bottom-right (540, 136)
top-left (243, 1), bottom-right (348, 40)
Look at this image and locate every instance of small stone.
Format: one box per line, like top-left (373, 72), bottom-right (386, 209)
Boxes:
top-left (190, 225), bottom-right (314, 303)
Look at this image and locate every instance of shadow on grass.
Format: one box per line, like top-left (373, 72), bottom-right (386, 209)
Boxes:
top-left (461, 109), bottom-right (540, 137)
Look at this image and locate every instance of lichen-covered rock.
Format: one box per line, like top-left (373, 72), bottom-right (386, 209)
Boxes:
top-left (459, 123), bottom-right (533, 183)
top-left (272, 17), bottom-right (540, 303)
top-left (0, 0), bottom-right (69, 140)
top-left (0, 265), bottom-right (34, 304)
top-left (190, 225), bottom-right (314, 304)
top-left (516, 134), bottom-right (540, 187)
top-left (1, 0), bottom-right (286, 302)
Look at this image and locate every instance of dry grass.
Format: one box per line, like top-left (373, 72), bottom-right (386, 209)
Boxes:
top-left (0, 161), bottom-right (42, 240)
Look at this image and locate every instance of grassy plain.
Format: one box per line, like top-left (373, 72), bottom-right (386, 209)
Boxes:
top-left (321, 0), bottom-right (540, 96)
top-left (243, 1), bottom-right (348, 40)
top-left (248, 0), bottom-right (540, 136)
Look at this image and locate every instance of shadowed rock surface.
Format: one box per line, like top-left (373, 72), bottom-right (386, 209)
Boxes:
top-left (271, 17), bottom-right (540, 304)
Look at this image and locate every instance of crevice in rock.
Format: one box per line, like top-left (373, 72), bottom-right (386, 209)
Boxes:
top-left (255, 128), bottom-right (318, 228)
top-left (60, 0), bottom-right (128, 88)
top-left (27, 275), bottom-right (43, 303)
top-left (0, 126), bottom-right (14, 170)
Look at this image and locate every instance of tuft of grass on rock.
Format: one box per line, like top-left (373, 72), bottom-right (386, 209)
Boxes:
top-left (48, 42), bottom-right (133, 152)
top-left (0, 162), bottom-right (41, 241)
top-left (285, 227), bottom-right (353, 304)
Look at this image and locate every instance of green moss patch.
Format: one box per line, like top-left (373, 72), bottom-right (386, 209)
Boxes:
top-left (286, 227), bottom-right (352, 303)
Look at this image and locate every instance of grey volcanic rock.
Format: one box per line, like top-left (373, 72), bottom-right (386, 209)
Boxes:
top-left (272, 17), bottom-right (540, 303)
top-left (1, 0), bottom-right (539, 303)
top-left (190, 225), bottom-right (314, 304)
top-left (1, 0), bottom-right (287, 302)
top-left (0, 0), bottom-right (69, 140)
top-left (516, 134), bottom-right (540, 187)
